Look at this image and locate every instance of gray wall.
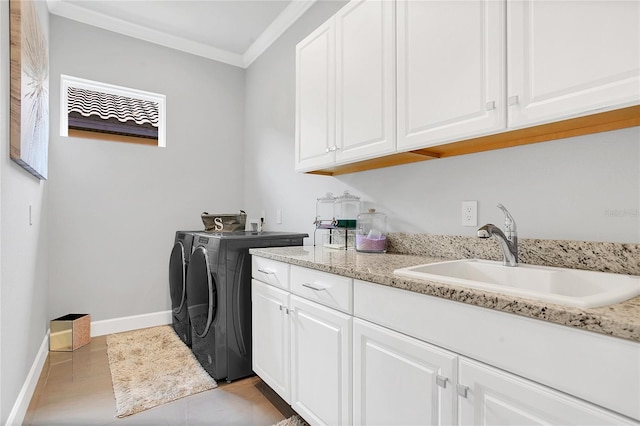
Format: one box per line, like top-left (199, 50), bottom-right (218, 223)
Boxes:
top-left (244, 0), bottom-right (640, 245)
top-left (48, 16), bottom-right (246, 322)
top-left (0, 1), bottom-right (50, 422)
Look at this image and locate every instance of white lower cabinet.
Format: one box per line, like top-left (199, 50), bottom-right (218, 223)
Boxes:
top-left (251, 279), bottom-right (290, 402)
top-left (290, 295), bottom-right (352, 425)
top-left (253, 261), bottom-right (640, 426)
top-left (354, 279), bottom-right (640, 425)
top-left (458, 358), bottom-right (636, 426)
top-left (252, 261), bottom-right (353, 426)
top-left (353, 318), bottom-right (456, 426)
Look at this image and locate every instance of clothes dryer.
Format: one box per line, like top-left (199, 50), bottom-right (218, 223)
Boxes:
top-left (186, 231), bottom-right (307, 382)
top-left (169, 230), bottom-right (197, 346)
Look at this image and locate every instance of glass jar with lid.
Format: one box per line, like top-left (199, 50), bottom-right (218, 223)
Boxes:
top-left (356, 209), bottom-right (387, 253)
top-left (335, 190), bottom-right (361, 228)
top-left (315, 192), bottom-right (336, 228)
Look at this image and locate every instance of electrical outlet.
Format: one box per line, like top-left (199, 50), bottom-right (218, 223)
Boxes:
top-left (462, 201), bottom-right (478, 227)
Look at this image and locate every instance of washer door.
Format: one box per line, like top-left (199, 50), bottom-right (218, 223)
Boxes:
top-left (186, 246), bottom-right (217, 338)
top-left (169, 241), bottom-right (187, 315)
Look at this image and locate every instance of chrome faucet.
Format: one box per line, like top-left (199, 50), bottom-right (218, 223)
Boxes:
top-left (477, 203), bottom-right (518, 267)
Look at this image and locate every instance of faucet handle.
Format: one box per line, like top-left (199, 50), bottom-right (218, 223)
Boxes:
top-left (496, 203), bottom-right (517, 237)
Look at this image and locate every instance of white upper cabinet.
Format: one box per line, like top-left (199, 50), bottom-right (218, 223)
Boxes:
top-left (295, 0), bottom-right (395, 172)
top-left (296, 0), bottom-right (639, 174)
top-left (295, 22), bottom-right (336, 171)
top-left (335, 0), bottom-right (396, 163)
top-left (507, 0), bottom-right (640, 128)
top-left (397, 0), bottom-right (506, 151)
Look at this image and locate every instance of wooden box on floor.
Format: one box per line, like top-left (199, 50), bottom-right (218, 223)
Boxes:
top-left (50, 314), bottom-right (91, 351)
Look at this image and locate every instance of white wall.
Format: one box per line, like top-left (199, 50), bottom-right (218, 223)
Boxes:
top-left (244, 1), bottom-right (640, 245)
top-left (47, 16), bottom-right (246, 322)
top-left (243, 0), bottom-right (349, 243)
top-left (0, 1), bottom-right (50, 422)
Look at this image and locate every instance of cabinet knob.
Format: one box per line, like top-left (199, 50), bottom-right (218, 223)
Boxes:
top-left (508, 95), bottom-right (519, 106)
top-left (485, 101), bottom-right (496, 111)
top-left (325, 147), bottom-right (331, 153)
top-left (257, 268), bottom-right (274, 275)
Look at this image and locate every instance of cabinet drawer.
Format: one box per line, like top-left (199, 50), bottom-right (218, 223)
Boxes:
top-left (290, 265), bottom-right (353, 314)
top-left (252, 257), bottom-right (290, 290)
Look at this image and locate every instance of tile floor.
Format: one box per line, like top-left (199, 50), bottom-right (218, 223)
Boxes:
top-left (24, 335), bottom-right (291, 426)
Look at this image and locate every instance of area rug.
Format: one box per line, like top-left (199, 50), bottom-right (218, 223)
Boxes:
top-left (274, 415), bottom-right (309, 426)
top-left (106, 325), bottom-right (217, 417)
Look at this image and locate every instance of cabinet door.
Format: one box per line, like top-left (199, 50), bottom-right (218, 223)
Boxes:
top-left (353, 319), bottom-right (457, 426)
top-left (507, 1), bottom-right (640, 128)
top-left (397, 0), bottom-right (505, 151)
top-left (335, 0), bottom-right (396, 163)
top-left (290, 295), bottom-right (352, 426)
top-left (251, 279), bottom-right (290, 403)
top-left (458, 358), bottom-right (637, 426)
top-left (295, 21), bottom-right (336, 171)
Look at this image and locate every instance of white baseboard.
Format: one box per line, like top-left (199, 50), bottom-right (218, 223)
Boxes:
top-left (90, 310), bottom-right (172, 336)
top-left (5, 310), bottom-right (172, 426)
top-left (5, 335), bottom-right (49, 426)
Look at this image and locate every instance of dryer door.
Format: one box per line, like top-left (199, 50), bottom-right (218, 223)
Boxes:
top-left (186, 246), bottom-right (217, 338)
top-left (169, 241), bottom-right (187, 316)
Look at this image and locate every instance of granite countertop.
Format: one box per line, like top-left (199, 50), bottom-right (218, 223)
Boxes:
top-left (249, 245), bottom-right (640, 344)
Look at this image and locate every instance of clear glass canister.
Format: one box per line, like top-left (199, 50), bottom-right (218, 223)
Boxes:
top-left (315, 192), bottom-right (336, 228)
top-left (356, 209), bottom-right (387, 253)
top-left (335, 190), bottom-right (361, 228)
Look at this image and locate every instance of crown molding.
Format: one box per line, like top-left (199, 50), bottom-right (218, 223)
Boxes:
top-left (46, 0), bottom-right (317, 69)
top-left (46, 0), bottom-right (245, 68)
top-left (243, 0), bottom-right (317, 68)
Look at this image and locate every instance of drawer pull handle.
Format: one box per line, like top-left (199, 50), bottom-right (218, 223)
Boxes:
top-left (258, 268), bottom-right (275, 275)
top-left (302, 282), bottom-right (327, 291)
top-left (436, 375), bottom-right (448, 388)
top-left (457, 384), bottom-right (469, 398)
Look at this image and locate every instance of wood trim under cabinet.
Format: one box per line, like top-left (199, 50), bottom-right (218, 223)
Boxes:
top-left (307, 105), bottom-right (640, 176)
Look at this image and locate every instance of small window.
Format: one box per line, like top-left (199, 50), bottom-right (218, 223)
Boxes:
top-left (60, 75), bottom-right (166, 147)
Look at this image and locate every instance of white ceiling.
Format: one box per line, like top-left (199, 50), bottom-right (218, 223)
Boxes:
top-left (46, 0), bottom-right (317, 68)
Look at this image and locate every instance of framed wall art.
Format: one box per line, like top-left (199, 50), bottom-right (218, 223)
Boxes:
top-left (10, 0), bottom-right (49, 180)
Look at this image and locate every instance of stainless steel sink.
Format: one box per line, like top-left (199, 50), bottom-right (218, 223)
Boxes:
top-left (393, 259), bottom-right (640, 308)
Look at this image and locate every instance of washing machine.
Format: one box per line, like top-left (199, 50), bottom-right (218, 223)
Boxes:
top-left (169, 230), bottom-right (198, 346)
top-left (186, 231), bottom-right (307, 382)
